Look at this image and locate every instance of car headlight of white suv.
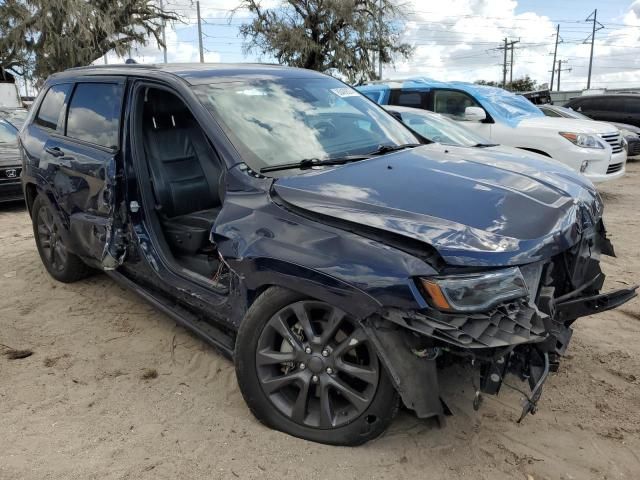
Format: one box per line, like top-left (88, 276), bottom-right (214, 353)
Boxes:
top-left (559, 132), bottom-right (605, 149)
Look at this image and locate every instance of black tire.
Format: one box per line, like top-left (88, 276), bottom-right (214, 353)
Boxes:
top-left (235, 287), bottom-right (399, 446)
top-left (31, 194), bottom-right (92, 283)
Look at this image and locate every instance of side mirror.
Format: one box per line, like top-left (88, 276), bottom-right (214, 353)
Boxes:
top-left (464, 106), bottom-right (486, 122)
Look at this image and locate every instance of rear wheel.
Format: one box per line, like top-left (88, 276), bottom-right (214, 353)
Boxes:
top-left (235, 287), bottom-right (398, 446)
top-left (32, 194), bottom-right (91, 283)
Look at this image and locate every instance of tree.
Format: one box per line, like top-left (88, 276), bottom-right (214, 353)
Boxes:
top-left (508, 75), bottom-right (537, 92)
top-left (236, 0), bottom-right (413, 84)
top-left (0, 0), bottom-right (179, 82)
top-left (475, 76), bottom-right (538, 92)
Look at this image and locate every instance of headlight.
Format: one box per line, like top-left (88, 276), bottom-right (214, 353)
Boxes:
top-left (559, 132), bottom-right (604, 149)
top-left (419, 267), bottom-right (528, 312)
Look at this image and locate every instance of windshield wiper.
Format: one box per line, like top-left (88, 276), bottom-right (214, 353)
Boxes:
top-left (259, 155), bottom-right (371, 173)
top-left (473, 143), bottom-right (500, 148)
top-left (368, 143), bottom-right (423, 155)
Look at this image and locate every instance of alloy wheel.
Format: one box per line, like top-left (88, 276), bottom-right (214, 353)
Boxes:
top-left (256, 301), bottom-right (379, 429)
top-left (36, 205), bottom-right (67, 272)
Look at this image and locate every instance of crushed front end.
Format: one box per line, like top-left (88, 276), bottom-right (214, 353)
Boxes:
top-left (366, 218), bottom-right (637, 423)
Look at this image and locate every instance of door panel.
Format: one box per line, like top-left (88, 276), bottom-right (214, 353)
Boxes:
top-left (57, 80), bottom-right (125, 264)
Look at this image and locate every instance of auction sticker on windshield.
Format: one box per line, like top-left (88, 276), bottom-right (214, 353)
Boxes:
top-left (331, 87), bottom-right (359, 98)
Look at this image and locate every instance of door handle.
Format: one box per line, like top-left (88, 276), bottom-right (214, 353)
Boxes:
top-left (45, 146), bottom-right (65, 157)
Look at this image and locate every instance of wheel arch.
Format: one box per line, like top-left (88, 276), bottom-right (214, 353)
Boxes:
top-left (228, 257), bottom-right (383, 327)
top-left (24, 182), bottom-right (39, 217)
top-left (517, 147), bottom-right (552, 158)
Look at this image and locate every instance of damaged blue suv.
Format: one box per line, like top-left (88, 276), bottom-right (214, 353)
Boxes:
top-left (19, 64), bottom-right (636, 445)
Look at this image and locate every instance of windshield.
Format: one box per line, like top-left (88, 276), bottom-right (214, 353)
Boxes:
top-left (395, 109), bottom-right (492, 147)
top-left (483, 92), bottom-right (544, 121)
top-left (193, 77), bottom-right (419, 175)
top-left (0, 108), bottom-right (28, 130)
top-left (0, 120), bottom-right (17, 143)
top-left (556, 106), bottom-right (591, 120)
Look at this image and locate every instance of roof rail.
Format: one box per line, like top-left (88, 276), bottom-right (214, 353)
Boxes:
top-left (64, 63), bottom-right (158, 72)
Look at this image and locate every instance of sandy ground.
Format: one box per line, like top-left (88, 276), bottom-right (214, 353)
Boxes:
top-left (1, 164), bottom-right (639, 480)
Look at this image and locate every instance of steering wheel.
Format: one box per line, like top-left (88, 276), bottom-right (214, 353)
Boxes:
top-left (315, 121), bottom-right (338, 138)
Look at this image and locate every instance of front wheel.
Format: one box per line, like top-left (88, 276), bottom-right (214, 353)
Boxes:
top-left (235, 287), bottom-right (398, 446)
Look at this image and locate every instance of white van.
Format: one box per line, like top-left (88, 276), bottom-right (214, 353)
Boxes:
top-left (358, 79), bottom-right (627, 183)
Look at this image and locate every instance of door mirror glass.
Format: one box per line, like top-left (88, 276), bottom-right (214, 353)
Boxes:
top-left (464, 106), bottom-right (486, 122)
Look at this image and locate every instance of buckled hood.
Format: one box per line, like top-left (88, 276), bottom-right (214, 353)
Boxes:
top-left (273, 146), bottom-right (603, 267)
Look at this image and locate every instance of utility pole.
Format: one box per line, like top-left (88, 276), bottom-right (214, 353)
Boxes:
top-left (555, 60), bottom-right (572, 91)
top-left (509, 39), bottom-right (520, 85)
top-left (550, 24), bottom-right (560, 91)
top-left (378, 0), bottom-right (383, 79)
top-left (197, 1), bottom-right (204, 63)
top-left (584, 9), bottom-right (604, 90)
top-left (159, 0), bottom-right (168, 63)
top-left (499, 38), bottom-right (519, 89)
top-left (502, 37), bottom-right (508, 89)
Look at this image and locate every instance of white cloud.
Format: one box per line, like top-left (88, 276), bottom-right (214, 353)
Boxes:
top-left (96, 0), bottom-right (640, 91)
top-left (385, 0), bottom-right (640, 90)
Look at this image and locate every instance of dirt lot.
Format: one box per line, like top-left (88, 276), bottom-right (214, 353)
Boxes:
top-left (1, 164), bottom-right (639, 480)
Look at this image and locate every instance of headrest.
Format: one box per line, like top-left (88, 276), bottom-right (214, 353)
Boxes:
top-left (145, 88), bottom-right (190, 130)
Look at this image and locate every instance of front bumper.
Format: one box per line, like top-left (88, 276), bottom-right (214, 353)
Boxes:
top-left (367, 221), bottom-right (637, 424)
top-left (583, 150), bottom-right (627, 183)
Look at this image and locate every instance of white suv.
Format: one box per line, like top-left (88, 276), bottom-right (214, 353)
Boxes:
top-left (358, 79), bottom-right (627, 183)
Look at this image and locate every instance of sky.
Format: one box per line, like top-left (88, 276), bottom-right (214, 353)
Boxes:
top-left (102, 0), bottom-right (640, 91)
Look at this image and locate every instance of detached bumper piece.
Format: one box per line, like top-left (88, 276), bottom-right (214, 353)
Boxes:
top-left (555, 286), bottom-right (638, 324)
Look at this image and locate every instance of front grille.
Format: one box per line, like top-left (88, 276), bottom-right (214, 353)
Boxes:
top-left (628, 139), bottom-right (640, 156)
top-left (607, 162), bottom-right (623, 174)
top-left (0, 166), bottom-right (21, 182)
top-left (600, 132), bottom-right (624, 153)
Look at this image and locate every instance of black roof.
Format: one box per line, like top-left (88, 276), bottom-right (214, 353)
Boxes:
top-left (51, 63), bottom-right (326, 85)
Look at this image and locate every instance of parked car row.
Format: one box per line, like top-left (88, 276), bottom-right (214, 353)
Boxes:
top-left (13, 64), bottom-right (636, 446)
top-left (357, 79), bottom-right (628, 183)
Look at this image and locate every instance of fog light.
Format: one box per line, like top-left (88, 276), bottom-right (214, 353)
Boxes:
top-left (580, 160), bottom-right (589, 173)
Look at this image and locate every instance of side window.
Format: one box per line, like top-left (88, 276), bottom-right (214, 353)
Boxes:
top-left (66, 83), bottom-right (124, 149)
top-left (542, 108), bottom-right (561, 117)
top-left (626, 98), bottom-right (640, 114)
top-left (35, 84), bottom-right (72, 130)
top-left (579, 98), bottom-right (604, 111)
top-left (567, 98), bottom-right (583, 110)
top-left (432, 90), bottom-right (481, 120)
top-left (360, 89), bottom-right (385, 104)
top-left (389, 90), bottom-right (428, 109)
top-left (605, 97), bottom-right (627, 112)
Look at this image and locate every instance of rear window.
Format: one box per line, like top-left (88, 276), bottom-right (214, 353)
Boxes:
top-left (35, 84), bottom-right (72, 130)
top-left (66, 83), bottom-right (123, 149)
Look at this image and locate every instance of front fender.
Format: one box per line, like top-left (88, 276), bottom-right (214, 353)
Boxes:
top-left (225, 255), bottom-right (382, 323)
